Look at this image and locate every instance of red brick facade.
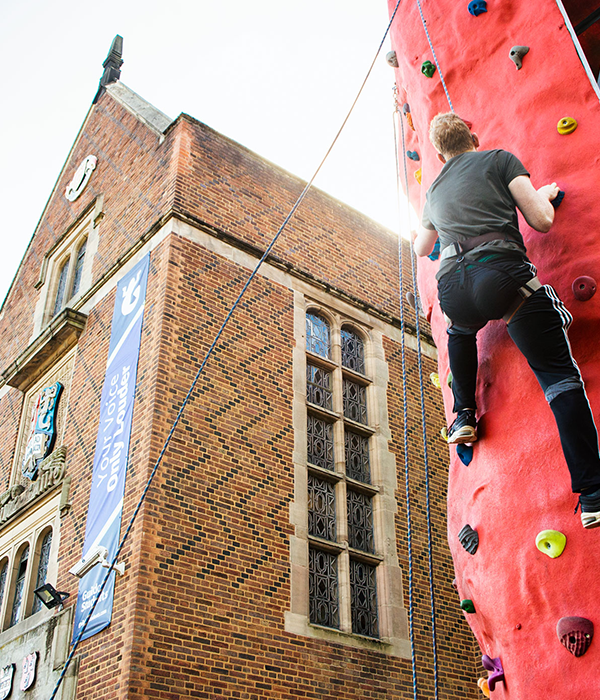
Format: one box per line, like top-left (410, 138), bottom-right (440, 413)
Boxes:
top-left (0, 80), bottom-right (479, 698)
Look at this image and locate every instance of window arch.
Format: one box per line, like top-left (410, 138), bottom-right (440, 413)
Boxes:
top-left (9, 544), bottom-right (30, 627)
top-left (306, 310), bottom-right (331, 358)
top-left (31, 528), bottom-right (53, 615)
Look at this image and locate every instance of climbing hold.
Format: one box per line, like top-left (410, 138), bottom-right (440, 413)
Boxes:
top-left (457, 443), bottom-right (474, 466)
top-left (509, 45), bottom-right (530, 70)
top-left (535, 529), bottom-right (567, 558)
top-left (451, 578), bottom-right (458, 591)
top-left (414, 168), bottom-right (422, 184)
top-left (428, 238), bottom-right (440, 261)
top-left (572, 276), bottom-right (597, 301)
top-left (440, 426), bottom-right (448, 442)
top-left (557, 617), bottom-right (594, 657)
top-left (468, 0), bottom-right (487, 16)
top-left (386, 51), bottom-right (399, 67)
top-left (458, 524), bottom-right (479, 554)
top-left (447, 371), bottom-right (453, 387)
top-left (430, 372), bottom-right (441, 388)
top-left (406, 291), bottom-right (416, 310)
top-left (403, 103), bottom-right (415, 130)
top-left (406, 150), bottom-right (420, 161)
top-left (482, 655), bottom-right (505, 691)
top-left (557, 117), bottom-right (577, 134)
top-left (515, 623), bottom-right (522, 630)
top-left (477, 678), bottom-right (490, 698)
top-left (460, 599), bottom-right (476, 613)
top-left (551, 190), bottom-right (565, 208)
top-left (421, 60), bottom-right (436, 78)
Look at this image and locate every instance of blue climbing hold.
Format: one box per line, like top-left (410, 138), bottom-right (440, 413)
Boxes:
top-left (468, 0), bottom-right (487, 16)
top-left (551, 190), bottom-right (565, 208)
top-left (407, 150), bottom-right (420, 161)
top-left (428, 238), bottom-right (440, 261)
top-left (456, 443), bottom-right (473, 465)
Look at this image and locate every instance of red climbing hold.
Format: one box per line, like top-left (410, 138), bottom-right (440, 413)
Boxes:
top-left (572, 276), bottom-right (597, 301)
top-left (557, 617), bottom-right (594, 657)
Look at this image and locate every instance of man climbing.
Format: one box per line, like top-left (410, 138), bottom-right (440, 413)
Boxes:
top-left (412, 112), bottom-right (600, 529)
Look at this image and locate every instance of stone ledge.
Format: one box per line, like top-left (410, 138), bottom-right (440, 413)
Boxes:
top-left (0, 309), bottom-right (87, 392)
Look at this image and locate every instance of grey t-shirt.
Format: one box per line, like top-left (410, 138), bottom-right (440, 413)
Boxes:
top-left (421, 149), bottom-right (530, 278)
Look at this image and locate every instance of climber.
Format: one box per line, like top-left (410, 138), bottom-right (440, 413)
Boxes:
top-left (412, 112), bottom-right (600, 528)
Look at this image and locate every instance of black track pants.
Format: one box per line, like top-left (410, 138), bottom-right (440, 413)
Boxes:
top-left (439, 256), bottom-right (600, 492)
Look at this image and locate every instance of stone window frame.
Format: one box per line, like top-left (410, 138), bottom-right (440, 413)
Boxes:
top-left (286, 293), bottom-right (410, 658)
top-left (32, 195), bottom-right (102, 336)
top-left (0, 493), bottom-right (61, 633)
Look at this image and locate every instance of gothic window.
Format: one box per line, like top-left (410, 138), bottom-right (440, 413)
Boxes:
top-left (70, 238), bottom-right (87, 299)
top-left (0, 560), bottom-right (7, 614)
top-left (304, 310), bottom-right (379, 638)
top-left (52, 259), bottom-right (70, 318)
top-left (31, 530), bottom-right (53, 615)
top-left (9, 545), bottom-right (29, 627)
top-left (51, 235), bottom-right (88, 319)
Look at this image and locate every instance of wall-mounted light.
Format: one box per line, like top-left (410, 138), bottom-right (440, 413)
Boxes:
top-left (33, 583), bottom-right (70, 610)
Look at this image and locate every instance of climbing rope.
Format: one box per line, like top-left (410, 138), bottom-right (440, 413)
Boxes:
top-left (393, 87), bottom-right (419, 700)
top-left (394, 92), bottom-right (440, 699)
top-left (414, 0), bottom-right (454, 112)
top-left (47, 3), bottom-right (405, 699)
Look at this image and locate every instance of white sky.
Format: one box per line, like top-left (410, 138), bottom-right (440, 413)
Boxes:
top-left (0, 0), bottom-right (408, 306)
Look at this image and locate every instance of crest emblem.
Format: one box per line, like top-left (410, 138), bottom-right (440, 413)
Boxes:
top-left (0, 665), bottom-right (14, 700)
top-left (65, 155), bottom-right (97, 202)
top-left (22, 383), bottom-right (63, 481)
top-left (20, 653), bottom-right (37, 692)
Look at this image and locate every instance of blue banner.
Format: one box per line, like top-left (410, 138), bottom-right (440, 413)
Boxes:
top-left (73, 254), bottom-right (149, 642)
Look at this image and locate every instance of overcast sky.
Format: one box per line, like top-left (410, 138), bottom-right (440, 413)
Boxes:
top-left (0, 1), bottom-right (404, 305)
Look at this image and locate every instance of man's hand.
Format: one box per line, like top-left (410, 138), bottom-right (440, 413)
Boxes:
top-left (537, 182), bottom-right (560, 202)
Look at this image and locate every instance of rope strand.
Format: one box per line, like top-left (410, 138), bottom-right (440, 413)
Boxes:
top-left (414, 0), bottom-right (454, 112)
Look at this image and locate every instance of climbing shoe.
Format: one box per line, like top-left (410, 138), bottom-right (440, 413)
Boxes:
top-left (578, 487), bottom-right (600, 529)
top-left (447, 410), bottom-right (477, 445)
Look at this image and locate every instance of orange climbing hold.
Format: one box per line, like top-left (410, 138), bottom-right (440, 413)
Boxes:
top-left (477, 678), bottom-right (490, 698)
top-left (414, 168), bottom-right (422, 184)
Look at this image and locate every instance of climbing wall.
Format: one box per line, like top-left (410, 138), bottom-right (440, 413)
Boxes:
top-left (387, 0), bottom-right (600, 697)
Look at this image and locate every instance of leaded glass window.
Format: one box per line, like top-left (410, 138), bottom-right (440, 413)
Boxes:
top-left (350, 559), bottom-right (378, 637)
top-left (308, 475), bottom-right (336, 541)
top-left (347, 490), bottom-right (374, 553)
top-left (309, 548), bottom-right (339, 628)
top-left (345, 430), bottom-right (370, 483)
top-left (307, 365), bottom-right (333, 411)
top-left (52, 260), bottom-right (69, 318)
top-left (0, 560), bottom-right (7, 613)
top-left (343, 379), bottom-right (367, 424)
top-left (31, 531), bottom-right (53, 615)
top-left (306, 312), bottom-right (331, 358)
top-left (70, 239), bottom-right (87, 298)
top-left (341, 327), bottom-right (365, 374)
top-left (10, 546), bottom-right (29, 627)
top-left (307, 415), bottom-right (334, 470)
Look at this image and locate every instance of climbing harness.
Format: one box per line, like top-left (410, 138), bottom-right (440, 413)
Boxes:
top-left (394, 91), bottom-right (440, 700)
top-left (47, 4), bottom-right (405, 699)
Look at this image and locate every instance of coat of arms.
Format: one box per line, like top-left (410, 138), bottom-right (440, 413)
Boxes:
top-left (0, 665), bottom-right (14, 700)
top-left (20, 652), bottom-right (37, 692)
top-left (22, 382), bottom-right (62, 480)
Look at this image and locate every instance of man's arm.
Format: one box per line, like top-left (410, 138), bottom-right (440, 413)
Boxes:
top-left (412, 226), bottom-right (439, 257)
top-left (508, 175), bottom-right (559, 233)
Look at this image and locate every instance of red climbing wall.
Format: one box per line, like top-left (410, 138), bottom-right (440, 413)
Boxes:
top-left (388, 0), bottom-right (600, 697)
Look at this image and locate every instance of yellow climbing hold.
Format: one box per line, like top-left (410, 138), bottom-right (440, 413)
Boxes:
top-left (535, 529), bottom-right (567, 558)
top-left (447, 371), bottom-right (453, 387)
top-left (557, 117), bottom-right (577, 135)
top-left (440, 426), bottom-right (448, 442)
top-left (414, 168), bottom-right (422, 184)
top-left (430, 372), bottom-right (441, 388)
top-left (477, 678), bottom-right (490, 698)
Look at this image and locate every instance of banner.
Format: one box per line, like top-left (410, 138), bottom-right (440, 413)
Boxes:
top-left (73, 254), bottom-right (149, 642)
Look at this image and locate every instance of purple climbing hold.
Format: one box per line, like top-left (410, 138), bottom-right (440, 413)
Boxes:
top-left (557, 616), bottom-right (594, 657)
top-left (572, 276), bottom-right (597, 301)
top-left (551, 190), bottom-right (565, 208)
top-left (482, 655), bottom-right (505, 691)
top-left (456, 443), bottom-right (473, 465)
top-left (468, 0), bottom-right (487, 16)
top-left (406, 150), bottom-right (420, 161)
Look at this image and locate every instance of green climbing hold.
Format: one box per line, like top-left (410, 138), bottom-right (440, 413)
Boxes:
top-left (535, 529), bottom-right (567, 558)
top-left (461, 599), bottom-right (476, 613)
top-left (421, 60), bottom-right (436, 78)
top-left (447, 371), bottom-right (453, 387)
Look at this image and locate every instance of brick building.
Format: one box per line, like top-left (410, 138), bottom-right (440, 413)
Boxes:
top-left (0, 41), bottom-right (479, 699)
